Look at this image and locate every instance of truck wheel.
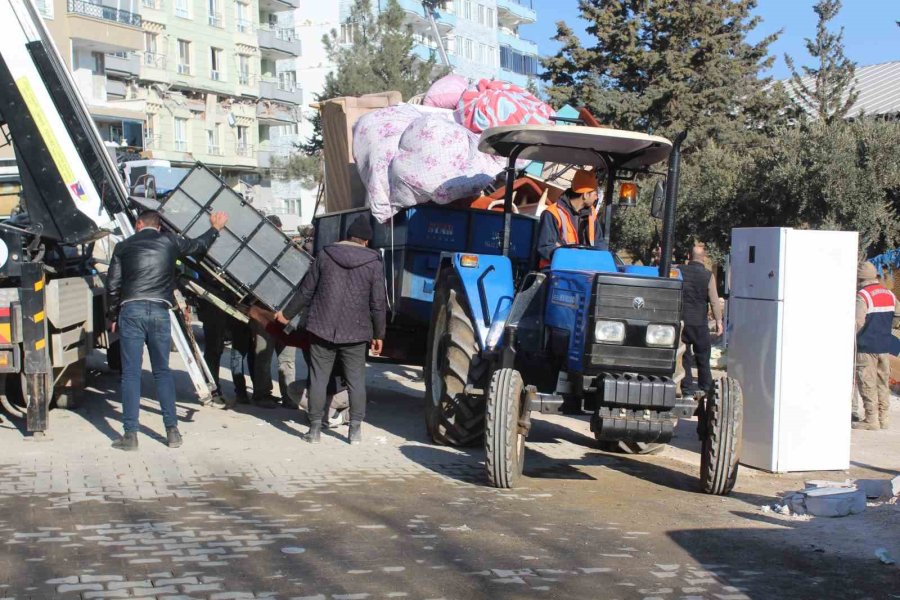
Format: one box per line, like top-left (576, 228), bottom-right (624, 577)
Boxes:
top-left (425, 271), bottom-right (485, 446)
top-left (598, 440), bottom-right (666, 455)
top-left (485, 368), bottom-right (526, 488)
top-left (700, 376), bottom-right (743, 495)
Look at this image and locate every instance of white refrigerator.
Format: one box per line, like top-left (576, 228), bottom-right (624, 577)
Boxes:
top-left (728, 228), bottom-right (858, 472)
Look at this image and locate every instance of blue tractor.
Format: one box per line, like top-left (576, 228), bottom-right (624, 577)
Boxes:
top-left (313, 124), bottom-right (743, 495)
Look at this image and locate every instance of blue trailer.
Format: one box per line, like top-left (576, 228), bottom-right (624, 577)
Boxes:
top-left (313, 124), bottom-right (744, 495)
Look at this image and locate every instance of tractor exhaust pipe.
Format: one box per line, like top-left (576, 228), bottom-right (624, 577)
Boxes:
top-left (659, 131), bottom-right (687, 278)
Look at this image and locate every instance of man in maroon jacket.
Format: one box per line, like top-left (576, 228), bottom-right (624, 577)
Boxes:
top-left (276, 215), bottom-right (386, 444)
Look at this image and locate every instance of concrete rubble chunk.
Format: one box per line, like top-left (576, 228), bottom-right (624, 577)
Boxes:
top-left (771, 484), bottom-right (868, 517)
top-left (854, 479), bottom-right (891, 499)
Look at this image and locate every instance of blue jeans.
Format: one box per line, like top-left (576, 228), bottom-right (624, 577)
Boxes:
top-left (118, 300), bottom-right (177, 433)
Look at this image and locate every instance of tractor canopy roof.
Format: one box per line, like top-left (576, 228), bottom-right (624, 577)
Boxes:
top-left (478, 125), bottom-right (672, 171)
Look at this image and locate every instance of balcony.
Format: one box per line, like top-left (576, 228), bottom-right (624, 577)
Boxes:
top-left (106, 78), bottom-right (127, 98)
top-left (174, 140), bottom-right (188, 152)
top-left (235, 18), bottom-right (255, 34)
top-left (396, 0), bottom-right (455, 30)
top-left (105, 52), bottom-right (141, 77)
top-left (176, 63), bottom-right (192, 76)
top-left (206, 145), bottom-right (223, 156)
top-left (210, 70), bottom-right (222, 82)
top-left (497, 0), bottom-right (536, 25)
top-left (258, 26), bottom-right (301, 57)
top-left (207, 12), bottom-right (223, 28)
top-left (257, 102), bottom-right (295, 124)
top-left (141, 0), bottom-right (163, 10)
top-left (259, 78), bottom-right (300, 105)
top-left (67, 0), bottom-right (141, 27)
top-left (497, 30), bottom-right (538, 55)
top-left (258, 0), bottom-right (298, 11)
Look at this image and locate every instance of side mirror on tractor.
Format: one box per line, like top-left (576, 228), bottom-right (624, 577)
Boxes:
top-left (651, 180), bottom-right (666, 218)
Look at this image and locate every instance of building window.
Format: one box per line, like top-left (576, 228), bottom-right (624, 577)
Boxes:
top-left (278, 70), bottom-right (296, 91)
top-left (477, 3), bottom-right (485, 25)
top-left (109, 124), bottom-right (123, 144)
top-left (175, 0), bottom-right (189, 18)
top-left (208, 0), bottom-right (222, 27)
top-left (464, 38), bottom-right (474, 60)
top-left (174, 118), bottom-right (188, 151)
top-left (462, 0), bottom-right (472, 20)
top-left (234, 0), bottom-right (250, 32)
top-left (177, 40), bottom-right (191, 75)
top-left (486, 6), bottom-right (494, 28)
top-left (236, 125), bottom-right (250, 155)
top-left (207, 125), bottom-right (221, 154)
top-left (36, 0), bottom-right (53, 18)
top-left (237, 54), bottom-right (250, 84)
top-left (91, 52), bottom-right (105, 74)
top-left (339, 22), bottom-right (354, 45)
top-left (210, 47), bottom-right (223, 80)
top-left (500, 46), bottom-right (539, 76)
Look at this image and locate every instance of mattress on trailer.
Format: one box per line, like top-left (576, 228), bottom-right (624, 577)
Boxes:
top-left (155, 164), bottom-right (311, 311)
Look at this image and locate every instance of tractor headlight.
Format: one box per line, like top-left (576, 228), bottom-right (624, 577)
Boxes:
top-left (594, 320), bottom-right (625, 344)
top-left (646, 324), bottom-right (676, 347)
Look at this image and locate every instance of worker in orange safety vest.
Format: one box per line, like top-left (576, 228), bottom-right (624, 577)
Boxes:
top-left (536, 169), bottom-right (607, 269)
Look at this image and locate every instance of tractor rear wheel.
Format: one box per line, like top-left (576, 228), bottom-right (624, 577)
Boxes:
top-left (485, 368), bottom-right (526, 488)
top-left (700, 376), bottom-right (743, 495)
top-left (424, 271), bottom-right (486, 446)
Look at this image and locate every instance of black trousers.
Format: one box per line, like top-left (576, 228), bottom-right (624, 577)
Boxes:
top-left (308, 336), bottom-right (367, 426)
top-left (681, 323), bottom-right (713, 392)
top-left (199, 304), bottom-right (227, 392)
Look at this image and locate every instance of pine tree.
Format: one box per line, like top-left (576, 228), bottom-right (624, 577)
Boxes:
top-left (541, 0), bottom-right (787, 145)
top-left (784, 0), bottom-right (859, 123)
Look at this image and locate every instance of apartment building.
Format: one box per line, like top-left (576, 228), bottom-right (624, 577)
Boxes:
top-left (365, 0), bottom-right (540, 88)
top-left (30, 0), bottom-right (306, 229)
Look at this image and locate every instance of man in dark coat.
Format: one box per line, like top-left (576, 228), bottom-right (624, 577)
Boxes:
top-left (677, 245), bottom-right (723, 397)
top-left (276, 215), bottom-right (387, 444)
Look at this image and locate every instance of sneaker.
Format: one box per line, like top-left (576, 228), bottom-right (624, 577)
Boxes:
top-left (304, 423), bottom-right (322, 444)
top-left (166, 427), bottom-right (183, 448)
top-left (112, 432), bottom-right (138, 452)
top-left (348, 422), bottom-right (362, 445)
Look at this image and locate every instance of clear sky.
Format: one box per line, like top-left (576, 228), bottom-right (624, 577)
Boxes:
top-left (519, 0), bottom-right (899, 80)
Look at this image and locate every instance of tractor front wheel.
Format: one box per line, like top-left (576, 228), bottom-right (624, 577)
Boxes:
top-left (699, 376), bottom-right (744, 495)
top-left (424, 271), bottom-right (486, 446)
top-left (485, 368), bottom-right (527, 488)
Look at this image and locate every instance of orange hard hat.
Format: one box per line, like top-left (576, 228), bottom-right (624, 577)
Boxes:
top-left (571, 169), bottom-right (597, 194)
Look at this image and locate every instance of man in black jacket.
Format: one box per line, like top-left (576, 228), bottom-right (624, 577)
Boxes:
top-left (107, 209), bottom-right (228, 451)
top-left (276, 215), bottom-right (387, 444)
top-left (677, 245), bottom-right (723, 397)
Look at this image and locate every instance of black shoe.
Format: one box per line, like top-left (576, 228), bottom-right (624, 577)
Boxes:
top-left (166, 427), bottom-right (183, 448)
top-left (304, 423), bottom-right (322, 444)
top-left (682, 385), bottom-right (701, 397)
top-left (235, 390), bottom-right (251, 405)
top-left (112, 432), bottom-right (138, 452)
top-left (348, 422), bottom-right (362, 445)
top-left (252, 396), bottom-right (279, 409)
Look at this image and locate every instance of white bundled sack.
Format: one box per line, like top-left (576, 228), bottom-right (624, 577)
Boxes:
top-left (352, 104), bottom-right (505, 223)
top-left (388, 114), bottom-right (505, 215)
top-left (352, 104), bottom-right (422, 223)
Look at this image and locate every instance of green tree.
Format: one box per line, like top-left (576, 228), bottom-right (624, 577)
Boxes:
top-left (541, 0), bottom-right (788, 145)
top-left (784, 0), bottom-right (859, 124)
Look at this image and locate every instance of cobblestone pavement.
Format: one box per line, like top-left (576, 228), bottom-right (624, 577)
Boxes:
top-left (0, 354), bottom-right (897, 599)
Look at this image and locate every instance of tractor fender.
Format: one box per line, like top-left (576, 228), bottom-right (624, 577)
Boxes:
top-left (435, 253), bottom-right (515, 352)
